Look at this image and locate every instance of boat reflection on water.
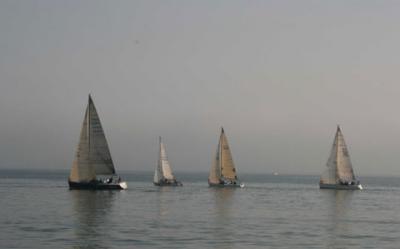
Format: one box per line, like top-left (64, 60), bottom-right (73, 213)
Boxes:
top-left (70, 191), bottom-right (116, 249)
top-left (156, 186), bottom-right (172, 219)
top-left (324, 190), bottom-right (354, 249)
top-left (210, 187), bottom-right (236, 249)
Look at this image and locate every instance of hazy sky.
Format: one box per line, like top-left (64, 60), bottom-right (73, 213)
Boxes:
top-left (1, 0), bottom-right (400, 176)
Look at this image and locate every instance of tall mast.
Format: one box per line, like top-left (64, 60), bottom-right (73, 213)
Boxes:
top-left (334, 125), bottom-right (339, 182)
top-left (159, 136), bottom-right (163, 177)
top-left (220, 127), bottom-right (224, 178)
top-left (88, 94), bottom-right (91, 154)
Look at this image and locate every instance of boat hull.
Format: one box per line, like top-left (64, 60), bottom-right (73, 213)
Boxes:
top-left (154, 181), bottom-right (183, 186)
top-left (319, 183), bottom-right (362, 190)
top-left (68, 181), bottom-right (127, 190)
top-left (209, 182), bottom-right (244, 188)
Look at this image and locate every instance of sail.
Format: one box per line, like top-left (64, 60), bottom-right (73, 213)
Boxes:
top-left (69, 102), bottom-right (95, 182)
top-left (87, 96), bottom-right (116, 175)
top-left (154, 138), bottom-right (163, 183)
top-left (320, 126), bottom-right (356, 184)
top-left (154, 137), bottom-right (175, 183)
top-left (335, 127), bottom-right (356, 182)
top-left (320, 128), bottom-right (338, 184)
top-left (220, 128), bottom-right (237, 181)
top-left (154, 164), bottom-right (162, 183)
top-left (159, 138), bottom-right (175, 180)
top-left (209, 141), bottom-right (221, 184)
top-left (69, 95), bottom-right (115, 183)
top-left (209, 128), bottom-right (237, 183)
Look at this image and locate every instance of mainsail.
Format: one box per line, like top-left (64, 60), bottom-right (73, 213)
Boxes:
top-left (154, 137), bottom-right (175, 183)
top-left (69, 95), bottom-right (116, 183)
top-left (209, 128), bottom-right (238, 183)
top-left (320, 126), bottom-right (356, 184)
top-left (335, 127), bottom-right (355, 182)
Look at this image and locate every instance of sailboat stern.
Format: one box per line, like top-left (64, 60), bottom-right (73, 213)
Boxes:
top-left (119, 181), bottom-right (128, 189)
top-left (319, 182), bottom-right (362, 190)
top-left (208, 178), bottom-right (244, 188)
top-left (154, 178), bottom-right (183, 186)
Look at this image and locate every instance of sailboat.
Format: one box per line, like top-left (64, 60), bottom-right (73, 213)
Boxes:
top-left (153, 137), bottom-right (182, 186)
top-left (68, 95), bottom-right (127, 190)
top-left (319, 126), bottom-right (362, 190)
top-left (208, 127), bottom-right (244, 188)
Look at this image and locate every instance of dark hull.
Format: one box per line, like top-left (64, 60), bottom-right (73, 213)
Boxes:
top-left (319, 183), bottom-right (362, 190)
top-left (68, 181), bottom-right (124, 190)
top-left (154, 181), bottom-right (183, 187)
top-left (209, 182), bottom-right (242, 188)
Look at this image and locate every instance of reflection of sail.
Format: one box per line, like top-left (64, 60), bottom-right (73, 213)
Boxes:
top-left (324, 190), bottom-right (354, 249)
top-left (211, 188), bottom-right (235, 249)
top-left (153, 187), bottom-right (180, 246)
top-left (70, 191), bottom-right (116, 249)
top-left (156, 187), bottom-right (171, 219)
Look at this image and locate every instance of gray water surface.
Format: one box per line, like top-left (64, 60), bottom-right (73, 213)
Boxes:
top-left (1, 170), bottom-right (399, 249)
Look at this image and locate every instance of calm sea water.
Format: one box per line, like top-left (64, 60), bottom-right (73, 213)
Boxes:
top-left (1, 169), bottom-right (400, 249)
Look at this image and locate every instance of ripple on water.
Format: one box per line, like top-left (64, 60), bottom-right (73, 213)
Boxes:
top-left (1, 175), bottom-right (400, 249)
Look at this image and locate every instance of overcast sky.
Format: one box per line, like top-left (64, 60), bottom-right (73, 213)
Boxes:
top-left (1, 1), bottom-right (400, 176)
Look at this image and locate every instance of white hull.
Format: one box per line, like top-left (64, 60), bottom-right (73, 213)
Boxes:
top-left (209, 181), bottom-right (244, 188)
top-left (320, 183), bottom-right (362, 190)
top-left (119, 181), bottom-right (128, 189)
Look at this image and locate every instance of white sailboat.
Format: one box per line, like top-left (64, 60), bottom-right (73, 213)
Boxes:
top-left (208, 127), bottom-right (244, 188)
top-left (319, 126), bottom-right (362, 190)
top-left (68, 95), bottom-right (127, 190)
top-left (153, 137), bottom-right (182, 186)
